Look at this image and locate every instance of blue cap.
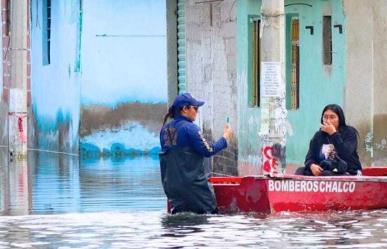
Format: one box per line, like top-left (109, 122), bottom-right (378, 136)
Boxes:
top-left (171, 93), bottom-right (205, 109)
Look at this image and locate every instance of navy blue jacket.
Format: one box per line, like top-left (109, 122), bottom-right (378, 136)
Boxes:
top-left (159, 115), bottom-right (227, 214)
top-left (304, 126), bottom-right (362, 175)
top-left (160, 115), bottom-right (227, 156)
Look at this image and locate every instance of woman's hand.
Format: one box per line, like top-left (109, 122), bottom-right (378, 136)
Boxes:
top-left (223, 124), bottom-right (233, 141)
top-left (310, 163), bottom-right (323, 176)
top-left (320, 120), bottom-right (337, 135)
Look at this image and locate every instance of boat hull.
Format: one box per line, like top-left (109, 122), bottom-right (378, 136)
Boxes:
top-left (210, 168), bottom-right (387, 214)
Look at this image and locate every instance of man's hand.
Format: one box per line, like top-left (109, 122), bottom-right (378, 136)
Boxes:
top-left (310, 163), bottom-right (323, 176)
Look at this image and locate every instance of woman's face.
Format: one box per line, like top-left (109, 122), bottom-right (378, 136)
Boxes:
top-left (181, 105), bottom-right (198, 121)
top-left (322, 109), bottom-right (339, 129)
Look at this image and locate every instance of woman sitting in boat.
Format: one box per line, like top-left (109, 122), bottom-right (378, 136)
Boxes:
top-left (297, 104), bottom-right (362, 176)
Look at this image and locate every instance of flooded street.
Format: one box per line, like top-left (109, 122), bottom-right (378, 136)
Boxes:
top-left (1, 151), bottom-right (387, 248)
top-left (0, 0), bottom-right (385, 248)
top-left (0, 210), bottom-right (387, 248)
top-left (31, 154), bottom-right (165, 214)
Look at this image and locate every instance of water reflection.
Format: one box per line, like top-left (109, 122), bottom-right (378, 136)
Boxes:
top-left (30, 152), bottom-right (81, 214)
top-left (1, 151), bottom-right (166, 215)
top-left (0, 148), bottom-right (31, 216)
top-left (77, 156), bottom-right (165, 212)
top-left (1, 151), bottom-right (387, 248)
top-left (0, 148), bottom-right (8, 215)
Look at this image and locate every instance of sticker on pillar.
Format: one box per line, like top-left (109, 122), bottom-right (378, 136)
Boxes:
top-left (262, 145), bottom-right (278, 175)
top-left (262, 143), bottom-right (285, 176)
top-left (17, 114), bottom-right (27, 143)
top-left (9, 113), bottom-right (27, 145)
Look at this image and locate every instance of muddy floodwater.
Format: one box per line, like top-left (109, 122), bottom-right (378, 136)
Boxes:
top-left (1, 151), bottom-right (386, 248)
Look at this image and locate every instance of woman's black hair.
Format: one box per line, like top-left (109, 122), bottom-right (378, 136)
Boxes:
top-left (162, 106), bottom-right (174, 126)
top-left (162, 106), bottom-right (185, 126)
top-left (320, 104), bottom-right (347, 128)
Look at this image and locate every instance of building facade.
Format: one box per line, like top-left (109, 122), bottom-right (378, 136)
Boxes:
top-left (30, 0), bottom-right (81, 153)
top-left (167, 0), bottom-right (239, 175)
top-left (79, 0), bottom-right (167, 158)
top-left (29, 0), bottom-right (168, 157)
top-left (1, 0), bottom-right (386, 176)
top-left (167, 0), bottom-right (387, 175)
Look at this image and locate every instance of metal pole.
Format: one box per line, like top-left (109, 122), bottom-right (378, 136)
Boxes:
top-left (8, 0), bottom-right (29, 161)
top-left (260, 0), bottom-right (287, 176)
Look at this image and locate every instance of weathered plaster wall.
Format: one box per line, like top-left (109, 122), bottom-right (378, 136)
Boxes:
top-left (236, 0), bottom-right (262, 175)
top-left (344, 0), bottom-right (387, 166)
top-left (0, 0), bottom-right (9, 148)
top-left (79, 0), bottom-right (167, 157)
top-left (372, 3), bottom-right (387, 165)
top-left (31, 0), bottom-right (167, 157)
top-left (31, 0), bottom-right (81, 153)
top-left (166, 0), bottom-right (178, 105)
top-left (237, 0), bottom-right (346, 174)
top-left (0, 103), bottom-right (6, 147)
top-left (185, 0), bottom-right (238, 175)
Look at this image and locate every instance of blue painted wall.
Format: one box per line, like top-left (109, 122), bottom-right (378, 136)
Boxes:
top-left (79, 0), bottom-right (167, 157)
top-left (31, 0), bottom-right (167, 155)
top-left (31, 0), bottom-right (81, 152)
top-left (81, 0), bottom-right (167, 106)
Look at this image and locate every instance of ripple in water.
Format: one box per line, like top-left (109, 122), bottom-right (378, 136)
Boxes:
top-left (0, 210), bottom-right (386, 248)
top-left (1, 152), bottom-right (387, 248)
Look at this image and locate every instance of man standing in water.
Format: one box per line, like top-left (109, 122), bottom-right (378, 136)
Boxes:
top-left (159, 93), bottom-right (233, 214)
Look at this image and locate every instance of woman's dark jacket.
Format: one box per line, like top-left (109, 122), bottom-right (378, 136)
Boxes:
top-left (304, 126), bottom-right (362, 175)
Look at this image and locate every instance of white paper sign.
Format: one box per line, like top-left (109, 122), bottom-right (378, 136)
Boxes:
top-left (261, 62), bottom-right (281, 97)
top-left (9, 89), bottom-right (26, 113)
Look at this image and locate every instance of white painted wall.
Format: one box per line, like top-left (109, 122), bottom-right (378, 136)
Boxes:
top-left (31, 0), bottom-right (81, 151)
top-left (81, 0), bottom-right (167, 106)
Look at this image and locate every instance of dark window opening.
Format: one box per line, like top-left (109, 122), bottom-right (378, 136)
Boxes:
top-left (250, 17), bottom-right (261, 107)
top-left (290, 19), bottom-right (300, 109)
top-left (323, 16), bottom-right (332, 65)
top-left (42, 0), bottom-right (51, 65)
top-left (5, 0), bottom-right (10, 36)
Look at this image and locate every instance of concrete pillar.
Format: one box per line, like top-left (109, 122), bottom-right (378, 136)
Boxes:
top-left (8, 0), bottom-right (29, 160)
top-left (260, 0), bottom-right (287, 176)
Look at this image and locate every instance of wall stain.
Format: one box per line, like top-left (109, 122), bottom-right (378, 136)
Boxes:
top-left (373, 114), bottom-right (387, 163)
top-left (80, 102), bottom-right (167, 137)
top-left (357, 114), bottom-right (387, 166)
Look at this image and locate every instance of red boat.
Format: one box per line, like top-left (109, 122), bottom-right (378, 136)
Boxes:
top-left (209, 167), bottom-right (387, 214)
